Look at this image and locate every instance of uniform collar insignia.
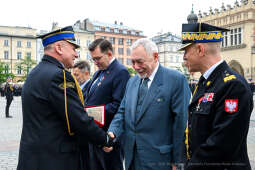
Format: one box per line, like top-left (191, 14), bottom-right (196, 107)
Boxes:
top-left (206, 81), bottom-right (211, 87)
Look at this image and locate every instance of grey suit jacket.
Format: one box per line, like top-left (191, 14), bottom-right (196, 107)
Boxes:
top-left (109, 65), bottom-right (191, 170)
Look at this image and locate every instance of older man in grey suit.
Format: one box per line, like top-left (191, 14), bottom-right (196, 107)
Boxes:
top-left (106, 38), bottom-right (191, 170)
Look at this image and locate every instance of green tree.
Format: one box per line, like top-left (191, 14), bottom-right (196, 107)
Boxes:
top-left (0, 61), bottom-right (14, 84)
top-left (16, 55), bottom-right (36, 81)
top-left (127, 67), bottom-right (136, 77)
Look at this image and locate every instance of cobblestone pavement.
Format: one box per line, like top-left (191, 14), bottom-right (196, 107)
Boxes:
top-left (1, 96), bottom-right (255, 169)
top-left (0, 96), bottom-right (22, 170)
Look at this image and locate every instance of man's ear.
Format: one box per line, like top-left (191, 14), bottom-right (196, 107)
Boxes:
top-left (55, 43), bottom-right (63, 55)
top-left (107, 50), bottom-right (113, 57)
top-left (196, 43), bottom-right (205, 57)
top-left (85, 71), bottom-right (90, 76)
top-left (153, 52), bottom-right (158, 60)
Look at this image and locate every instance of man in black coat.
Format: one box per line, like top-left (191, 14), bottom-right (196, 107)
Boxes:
top-left (4, 77), bottom-right (14, 118)
top-left (17, 26), bottom-right (115, 170)
top-left (179, 23), bottom-right (253, 170)
top-left (84, 39), bottom-right (130, 170)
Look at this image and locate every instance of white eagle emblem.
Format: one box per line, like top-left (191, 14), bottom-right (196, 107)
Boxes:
top-left (225, 99), bottom-right (238, 113)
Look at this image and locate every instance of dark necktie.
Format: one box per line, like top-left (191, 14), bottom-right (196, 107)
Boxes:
top-left (89, 71), bottom-right (104, 95)
top-left (197, 76), bottom-right (205, 87)
top-left (137, 78), bottom-right (149, 106)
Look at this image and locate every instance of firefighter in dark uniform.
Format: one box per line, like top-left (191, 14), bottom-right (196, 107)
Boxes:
top-left (179, 23), bottom-right (253, 170)
top-left (4, 77), bottom-right (14, 118)
top-left (17, 26), bottom-right (116, 170)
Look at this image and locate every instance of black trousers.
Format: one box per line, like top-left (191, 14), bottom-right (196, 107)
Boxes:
top-left (5, 98), bottom-right (13, 117)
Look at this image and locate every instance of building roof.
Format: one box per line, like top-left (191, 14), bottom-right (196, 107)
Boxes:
top-left (151, 32), bottom-right (181, 44)
top-left (91, 20), bottom-right (144, 35)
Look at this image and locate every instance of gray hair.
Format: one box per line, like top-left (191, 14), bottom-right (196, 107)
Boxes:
top-left (131, 38), bottom-right (158, 57)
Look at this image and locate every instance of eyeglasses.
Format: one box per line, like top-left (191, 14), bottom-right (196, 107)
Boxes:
top-left (90, 56), bottom-right (103, 62)
top-left (90, 53), bottom-right (109, 62)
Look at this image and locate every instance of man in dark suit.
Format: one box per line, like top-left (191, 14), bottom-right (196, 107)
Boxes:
top-left (73, 60), bottom-right (91, 96)
top-left (179, 22), bottom-right (253, 170)
top-left (84, 39), bottom-right (130, 170)
top-left (107, 38), bottom-right (191, 170)
top-left (17, 26), bottom-right (115, 170)
top-left (4, 77), bottom-right (14, 118)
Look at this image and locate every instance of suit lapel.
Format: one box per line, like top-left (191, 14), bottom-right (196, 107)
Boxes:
top-left (131, 77), bottom-right (140, 123)
top-left (86, 71), bottom-right (101, 99)
top-left (135, 65), bottom-right (163, 125)
top-left (86, 60), bottom-right (118, 99)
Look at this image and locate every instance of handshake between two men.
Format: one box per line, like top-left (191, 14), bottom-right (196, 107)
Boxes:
top-left (103, 132), bottom-right (115, 152)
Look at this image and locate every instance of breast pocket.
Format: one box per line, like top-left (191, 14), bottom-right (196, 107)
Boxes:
top-left (191, 103), bottom-right (213, 136)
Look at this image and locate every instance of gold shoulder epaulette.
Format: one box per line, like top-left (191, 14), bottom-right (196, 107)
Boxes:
top-left (224, 75), bottom-right (236, 83)
top-left (58, 82), bottom-right (75, 89)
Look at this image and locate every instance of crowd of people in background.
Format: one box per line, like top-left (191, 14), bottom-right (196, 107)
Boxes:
top-left (0, 83), bottom-right (23, 97)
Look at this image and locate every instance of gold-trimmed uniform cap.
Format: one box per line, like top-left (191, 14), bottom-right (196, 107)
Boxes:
top-left (37, 26), bottom-right (80, 49)
top-left (178, 23), bottom-right (229, 51)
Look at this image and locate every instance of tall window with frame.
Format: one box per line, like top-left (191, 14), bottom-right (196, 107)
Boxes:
top-left (17, 66), bottom-right (22, 75)
top-left (17, 52), bottom-right (22, 60)
top-left (4, 65), bottom-right (9, 74)
top-left (126, 48), bottom-right (131, 56)
top-left (229, 28), bottom-right (242, 46)
top-left (110, 37), bottom-right (115, 44)
top-left (118, 48), bottom-right (124, 55)
top-left (118, 38), bottom-right (123, 45)
top-left (234, 28), bottom-right (238, 46)
top-left (222, 31), bottom-right (228, 47)
top-left (86, 40), bottom-right (91, 47)
top-left (238, 28), bottom-right (242, 45)
top-left (4, 51), bottom-right (9, 59)
top-left (230, 30), bottom-right (234, 46)
top-left (4, 40), bottom-right (8, 46)
top-left (126, 39), bottom-right (132, 46)
top-left (27, 41), bottom-right (31, 48)
top-left (17, 41), bottom-right (22, 47)
top-left (26, 52), bottom-right (31, 59)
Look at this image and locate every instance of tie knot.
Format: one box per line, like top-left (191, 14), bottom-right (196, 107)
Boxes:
top-left (142, 78), bottom-right (149, 85)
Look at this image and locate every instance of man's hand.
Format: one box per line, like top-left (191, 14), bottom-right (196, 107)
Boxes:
top-left (103, 146), bottom-right (113, 152)
top-left (108, 132), bottom-right (115, 138)
top-left (104, 132), bottom-right (116, 147)
top-left (103, 132), bottom-right (115, 152)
